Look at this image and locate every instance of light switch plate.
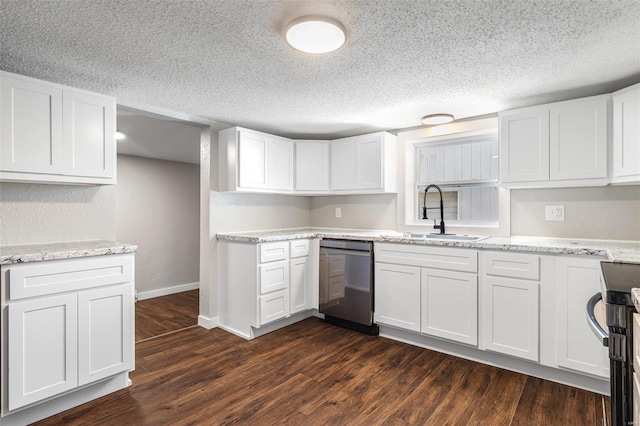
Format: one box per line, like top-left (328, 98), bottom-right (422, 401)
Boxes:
top-left (545, 205), bottom-right (565, 221)
top-left (335, 207), bottom-right (342, 218)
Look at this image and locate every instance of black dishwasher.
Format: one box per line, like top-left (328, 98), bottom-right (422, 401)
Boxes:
top-left (319, 239), bottom-right (378, 335)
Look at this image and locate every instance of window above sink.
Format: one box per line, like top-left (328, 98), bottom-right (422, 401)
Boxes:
top-left (398, 118), bottom-right (511, 237)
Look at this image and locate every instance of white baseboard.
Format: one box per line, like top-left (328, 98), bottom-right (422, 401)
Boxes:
top-left (198, 315), bottom-right (218, 329)
top-left (136, 282), bottom-right (199, 301)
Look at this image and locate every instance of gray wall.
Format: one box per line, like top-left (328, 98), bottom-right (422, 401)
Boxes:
top-left (116, 155), bottom-right (200, 296)
top-left (211, 193), bottom-right (311, 232)
top-left (0, 182), bottom-right (115, 245)
top-left (309, 194), bottom-right (397, 230)
top-left (510, 185), bottom-right (640, 240)
top-left (306, 186), bottom-right (640, 241)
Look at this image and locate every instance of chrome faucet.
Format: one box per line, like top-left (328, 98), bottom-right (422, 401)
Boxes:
top-left (422, 184), bottom-right (446, 234)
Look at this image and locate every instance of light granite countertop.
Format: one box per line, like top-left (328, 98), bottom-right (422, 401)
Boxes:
top-left (0, 240), bottom-right (138, 265)
top-left (216, 228), bottom-right (640, 264)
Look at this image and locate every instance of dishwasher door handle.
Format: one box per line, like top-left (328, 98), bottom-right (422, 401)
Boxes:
top-left (586, 292), bottom-right (608, 347)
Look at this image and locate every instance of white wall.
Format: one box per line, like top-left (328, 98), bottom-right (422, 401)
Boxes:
top-left (0, 182), bottom-right (115, 245)
top-left (510, 185), bottom-right (640, 240)
top-left (116, 155), bottom-right (200, 296)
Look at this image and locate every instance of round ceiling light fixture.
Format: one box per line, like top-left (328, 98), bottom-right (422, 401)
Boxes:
top-left (421, 113), bottom-right (455, 126)
top-left (285, 15), bottom-right (346, 54)
top-left (115, 131), bottom-right (126, 141)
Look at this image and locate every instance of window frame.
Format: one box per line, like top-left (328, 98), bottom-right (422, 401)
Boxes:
top-left (398, 124), bottom-right (511, 237)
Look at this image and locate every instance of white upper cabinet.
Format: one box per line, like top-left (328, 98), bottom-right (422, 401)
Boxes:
top-left (267, 136), bottom-right (294, 191)
top-left (330, 137), bottom-right (356, 190)
top-left (330, 131), bottom-right (397, 193)
top-left (219, 127), bottom-right (293, 193)
top-left (295, 140), bottom-right (330, 192)
top-left (220, 128), bottom-right (396, 195)
top-left (499, 94), bottom-right (609, 187)
top-left (612, 82), bottom-right (640, 184)
top-left (499, 106), bottom-right (549, 183)
top-left (0, 71), bottom-right (116, 185)
top-left (63, 90), bottom-right (116, 179)
top-left (0, 74), bottom-right (63, 175)
top-left (238, 130), bottom-right (269, 189)
top-left (549, 96), bottom-right (608, 180)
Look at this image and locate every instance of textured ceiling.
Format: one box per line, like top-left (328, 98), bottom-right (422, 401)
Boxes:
top-left (2, 0), bottom-right (640, 141)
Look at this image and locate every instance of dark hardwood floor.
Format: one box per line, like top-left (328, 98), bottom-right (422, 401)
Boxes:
top-left (135, 289), bottom-right (199, 341)
top-left (34, 292), bottom-right (609, 425)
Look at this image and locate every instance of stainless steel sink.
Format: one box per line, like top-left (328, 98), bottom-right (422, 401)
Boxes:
top-left (408, 233), bottom-right (487, 242)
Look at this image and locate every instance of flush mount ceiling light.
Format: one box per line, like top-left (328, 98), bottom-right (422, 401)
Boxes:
top-left (421, 114), bottom-right (455, 126)
top-left (115, 131), bottom-right (126, 141)
top-left (285, 15), bottom-right (346, 54)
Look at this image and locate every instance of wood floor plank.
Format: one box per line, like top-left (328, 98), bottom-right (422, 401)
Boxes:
top-left (466, 367), bottom-right (527, 425)
top-left (511, 376), bottom-right (598, 425)
top-left (135, 289), bottom-right (199, 341)
top-left (32, 308), bottom-right (608, 426)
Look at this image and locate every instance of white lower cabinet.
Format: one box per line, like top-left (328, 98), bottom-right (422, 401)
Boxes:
top-left (290, 256), bottom-right (311, 314)
top-left (8, 293), bottom-right (79, 410)
top-left (77, 284), bottom-right (133, 386)
top-left (218, 239), bottom-right (319, 339)
top-left (374, 243), bottom-right (477, 341)
top-left (555, 257), bottom-right (608, 378)
top-left (374, 263), bottom-right (421, 332)
top-left (421, 268), bottom-right (477, 345)
top-left (2, 254), bottom-right (134, 415)
top-left (480, 251), bottom-right (540, 362)
top-left (259, 290), bottom-right (289, 325)
top-left (482, 276), bottom-right (539, 361)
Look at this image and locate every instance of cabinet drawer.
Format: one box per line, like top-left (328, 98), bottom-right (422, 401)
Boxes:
top-left (259, 260), bottom-right (289, 294)
top-left (374, 243), bottom-right (477, 273)
top-left (5, 254), bottom-right (134, 300)
top-left (290, 239), bottom-right (310, 258)
top-left (258, 289), bottom-right (289, 325)
top-left (482, 251), bottom-right (539, 280)
top-left (259, 242), bottom-right (289, 263)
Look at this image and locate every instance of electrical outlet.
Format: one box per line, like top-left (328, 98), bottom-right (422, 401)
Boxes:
top-left (545, 205), bottom-right (565, 221)
top-left (335, 207), bottom-right (342, 218)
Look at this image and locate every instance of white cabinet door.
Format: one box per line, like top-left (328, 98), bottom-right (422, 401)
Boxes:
top-left (550, 95), bottom-right (608, 180)
top-left (330, 139), bottom-right (356, 190)
top-left (499, 107), bottom-right (549, 183)
top-left (78, 284), bottom-right (133, 386)
top-left (238, 131), bottom-right (268, 189)
top-left (295, 141), bottom-right (330, 191)
top-left (8, 293), bottom-right (78, 411)
top-left (482, 276), bottom-right (539, 361)
top-left (290, 257), bottom-right (310, 314)
top-left (356, 134), bottom-right (383, 189)
top-left (374, 263), bottom-right (421, 332)
top-left (612, 83), bottom-right (640, 183)
top-left (268, 137), bottom-right (293, 191)
top-left (63, 90), bottom-right (115, 179)
top-left (421, 268), bottom-right (478, 345)
top-left (555, 257), bottom-right (609, 377)
top-left (0, 74), bottom-right (63, 174)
